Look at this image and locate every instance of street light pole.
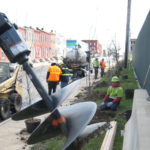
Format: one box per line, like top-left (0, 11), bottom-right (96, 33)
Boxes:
top-left (86, 47), bottom-right (91, 97)
top-left (88, 50), bottom-right (91, 88)
top-left (124, 0), bottom-right (132, 68)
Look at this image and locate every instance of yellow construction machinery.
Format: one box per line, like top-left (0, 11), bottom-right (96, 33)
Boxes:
top-left (0, 62), bottom-right (22, 120)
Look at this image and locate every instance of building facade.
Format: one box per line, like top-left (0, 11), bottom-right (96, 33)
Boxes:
top-left (82, 40), bottom-right (102, 57)
top-left (0, 27), bottom-right (56, 62)
top-left (0, 47), bottom-right (9, 62)
top-left (33, 29), bottom-right (56, 61)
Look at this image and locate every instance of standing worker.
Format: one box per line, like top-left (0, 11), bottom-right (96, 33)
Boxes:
top-left (92, 58), bottom-right (99, 79)
top-left (100, 76), bottom-right (123, 111)
top-left (100, 58), bottom-right (106, 77)
top-left (46, 62), bottom-right (62, 95)
top-left (59, 62), bottom-right (71, 88)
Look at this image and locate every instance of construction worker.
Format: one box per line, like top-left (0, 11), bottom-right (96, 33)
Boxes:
top-left (100, 58), bottom-right (106, 77)
top-left (100, 76), bottom-right (123, 111)
top-left (46, 62), bottom-right (62, 95)
top-left (59, 63), bottom-right (71, 88)
top-left (93, 58), bottom-right (99, 79)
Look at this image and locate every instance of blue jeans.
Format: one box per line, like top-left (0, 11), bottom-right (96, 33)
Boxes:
top-left (61, 82), bottom-right (68, 88)
top-left (100, 98), bottom-right (119, 111)
top-left (48, 81), bottom-right (57, 95)
top-left (94, 67), bottom-right (98, 79)
top-left (101, 68), bottom-right (104, 77)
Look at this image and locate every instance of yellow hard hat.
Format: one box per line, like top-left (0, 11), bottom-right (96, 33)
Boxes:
top-left (111, 76), bottom-right (120, 82)
top-left (59, 62), bottom-right (64, 65)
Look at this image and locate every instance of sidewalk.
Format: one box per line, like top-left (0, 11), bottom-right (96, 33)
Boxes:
top-left (0, 73), bottom-right (99, 150)
top-left (32, 61), bottom-right (49, 68)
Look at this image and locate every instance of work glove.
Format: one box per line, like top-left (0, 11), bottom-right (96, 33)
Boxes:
top-left (101, 102), bottom-right (105, 105)
top-left (107, 102), bottom-right (113, 107)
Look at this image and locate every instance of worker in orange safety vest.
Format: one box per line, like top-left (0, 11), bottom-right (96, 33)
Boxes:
top-left (46, 63), bottom-right (62, 95)
top-left (100, 58), bottom-right (106, 77)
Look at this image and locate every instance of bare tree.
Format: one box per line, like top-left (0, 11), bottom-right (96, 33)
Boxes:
top-left (108, 40), bottom-right (120, 65)
top-left (107, 39), bottom-right (122, 77)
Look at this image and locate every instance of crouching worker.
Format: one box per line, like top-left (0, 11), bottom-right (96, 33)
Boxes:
top-left (100, 76), bottom-right (123, 111)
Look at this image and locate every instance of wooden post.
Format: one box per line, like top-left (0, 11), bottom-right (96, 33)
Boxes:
top-left (100, 121), bottom-right (117, 150)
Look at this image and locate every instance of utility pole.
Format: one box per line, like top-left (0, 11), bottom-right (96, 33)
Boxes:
top-left (86, 47), bottom-right (91, 97)
top-left (88, 50), bottom-right (91, 89)
top-left (124, 0), bottom-right (132, 68)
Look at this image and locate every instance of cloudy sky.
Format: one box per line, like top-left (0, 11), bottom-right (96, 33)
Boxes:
top-left (0, 0), bottom-right (150, 50)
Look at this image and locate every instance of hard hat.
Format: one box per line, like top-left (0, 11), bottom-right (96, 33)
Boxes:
top-left (111, 76), bottom-right (120, 82)
top-left (59, 62), bottom-right (64, 65)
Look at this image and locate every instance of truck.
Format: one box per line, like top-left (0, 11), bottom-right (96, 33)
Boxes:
top-left (0, 62), bottom-right (22, 120)
top-left (63, 43), bottom-right (92, 79)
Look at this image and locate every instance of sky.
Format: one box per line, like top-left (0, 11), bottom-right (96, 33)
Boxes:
top-left (0, 0), bottom-right (150, 51)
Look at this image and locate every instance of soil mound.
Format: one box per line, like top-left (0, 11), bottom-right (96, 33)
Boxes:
top-left (90, 110), bottom-right (116, 124)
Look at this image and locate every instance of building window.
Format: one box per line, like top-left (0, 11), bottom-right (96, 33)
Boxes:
top-left (44, 35), bottom-right (46, 43)
top-left (35, 48), bottom-right (37, 57)
top-left (37, 48), bottom-right (39, 57)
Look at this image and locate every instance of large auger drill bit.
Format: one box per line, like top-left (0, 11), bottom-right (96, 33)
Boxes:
top-left (27, 102), bottom-right (97, 150)
top-left (0, 12), bottom-right (97, 149)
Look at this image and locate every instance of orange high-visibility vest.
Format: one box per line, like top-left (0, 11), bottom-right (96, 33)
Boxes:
top-left (48, 66), bottom-right (62, 82)
top-left (100, 61), bottom-right (106, 69)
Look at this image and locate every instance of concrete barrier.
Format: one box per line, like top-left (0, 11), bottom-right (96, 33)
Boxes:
top-left (122, 89), bottom-right (150, 150)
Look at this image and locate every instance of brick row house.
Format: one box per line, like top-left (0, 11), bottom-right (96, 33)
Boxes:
top-left (0, 27), bottom-right (56, 62)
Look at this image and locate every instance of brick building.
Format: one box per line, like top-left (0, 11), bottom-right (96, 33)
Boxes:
top-left (0, 48), bottom-right (9, 62)
top-left (0, 27), bottom-right (56, 62)
top-left (33, 29), bottom-right (56, 61)
top-left (82, 40), bottom-right (102, 57)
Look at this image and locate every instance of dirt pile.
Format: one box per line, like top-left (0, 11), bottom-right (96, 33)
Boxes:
top-left (90, 110), bottom-right (116, 124)
top-left (93, 81), bottom-right (109, 88)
